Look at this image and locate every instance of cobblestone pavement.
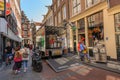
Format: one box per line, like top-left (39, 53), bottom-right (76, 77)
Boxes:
top-left (0, 59), bottom-right (120, 80)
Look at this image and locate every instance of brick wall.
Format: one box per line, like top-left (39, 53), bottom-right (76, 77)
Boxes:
top-left (109, 0), bottom-right (120, 8)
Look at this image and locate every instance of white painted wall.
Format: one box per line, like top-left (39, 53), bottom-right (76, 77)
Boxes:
top-left (0, 18), bottom-right (7, 34)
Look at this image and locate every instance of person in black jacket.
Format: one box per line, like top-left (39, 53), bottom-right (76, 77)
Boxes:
top-left (5, 41), bottom-right (13, 66)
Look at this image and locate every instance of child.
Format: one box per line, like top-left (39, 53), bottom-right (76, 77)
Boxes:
top-left (13, 47), bottom-right (22, 74)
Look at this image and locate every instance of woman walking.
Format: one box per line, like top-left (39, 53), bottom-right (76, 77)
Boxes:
top-left (21, 44), bottom-right (30, 72)
top-left (13, 47), bottom-right (22, 74)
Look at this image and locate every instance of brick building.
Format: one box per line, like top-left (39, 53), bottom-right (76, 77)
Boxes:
top-left (21, 11), bottom-right (32, 45)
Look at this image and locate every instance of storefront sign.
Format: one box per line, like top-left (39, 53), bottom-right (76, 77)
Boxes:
top-left (6, 2), bottom-right (11, 15)
top-left (0, 0), bottom-right (5, 16)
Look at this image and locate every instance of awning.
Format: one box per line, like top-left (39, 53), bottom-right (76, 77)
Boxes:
top-left (0, 32), bottom-right (22, 42)
top-left (45, 26), bottom-right (65, 35)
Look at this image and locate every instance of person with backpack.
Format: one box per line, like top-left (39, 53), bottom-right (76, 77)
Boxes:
top-left (4, 41), bottom-right (14, 66)
top-left (78, 40), bottom-right (85, 61)
top-left (21, 44), bottom-right (29, 72)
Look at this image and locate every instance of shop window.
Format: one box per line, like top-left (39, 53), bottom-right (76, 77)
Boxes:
top-left (115, 12), bottom-right (120, 61)
top-left (87, 11), bottom-right (104, 47)
top-left (78, 18), bottom-right (85, 30)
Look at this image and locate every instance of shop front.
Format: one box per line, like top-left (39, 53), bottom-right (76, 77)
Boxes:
top-left (87, 11), bottom-right (104, 57)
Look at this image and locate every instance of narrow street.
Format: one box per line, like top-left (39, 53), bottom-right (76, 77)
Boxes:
top-left (0, 0), bottom-right (120, 80)
top-left (0, 56), bottom-right (120, 80)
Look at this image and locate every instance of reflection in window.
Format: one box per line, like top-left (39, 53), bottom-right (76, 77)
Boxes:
top-left (87, 11), bottom-right (104, 47)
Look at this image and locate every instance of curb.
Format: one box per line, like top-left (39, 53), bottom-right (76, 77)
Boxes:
top-left (83, 62), bottom-right (120, 74)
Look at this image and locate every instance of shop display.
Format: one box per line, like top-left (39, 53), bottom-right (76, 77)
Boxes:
top-left (93, 43), bottom-right (107, 63)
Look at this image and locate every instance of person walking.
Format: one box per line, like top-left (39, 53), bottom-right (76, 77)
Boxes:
top-left (4, 41), bottom-right (13, 66)
top-left (78, 40), bottom-right (85, 61)
top-left (83, 46), bottom-right (90, 62)
top-left (13, 47), bottom-right (22, 74)
top-left (21, 44), bottom-right (30, 72)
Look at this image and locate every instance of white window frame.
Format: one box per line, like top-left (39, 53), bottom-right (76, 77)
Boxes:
top-left (86, 0), bottom-right (100, 8)
top-left (72, 0), bottom-right (81, 16)
top-left (55, 16), bottom-right (57, 26)
top-left (58, 11), bottom-right (61, 24)
top-left (62, 5), bottom-right (66, 20)
top-left (57, 0), bottom-right (60, 7)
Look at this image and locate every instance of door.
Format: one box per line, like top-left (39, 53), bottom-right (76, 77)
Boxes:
top-left (73, 35), bottom-right (76, 52)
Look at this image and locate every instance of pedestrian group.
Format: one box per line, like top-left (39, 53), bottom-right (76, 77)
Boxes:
top-left (4, 41), bottom-right (32, 74)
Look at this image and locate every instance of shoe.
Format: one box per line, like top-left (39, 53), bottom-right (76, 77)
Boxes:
top-left (24, 69), bottom-right (26, 72)
top-left (15, 70), bottom-right (18, 74)
top-left (6, 63), bottom-right (8, 66)
top-left (9, 62), bottom-right (11, 65)
top-left (18, 70), bottom-right (20, 73)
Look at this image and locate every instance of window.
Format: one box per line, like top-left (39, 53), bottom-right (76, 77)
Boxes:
top-left (54, 4), bottom-right (56, 12)
top-left (57, 0), bottom-right (60, 7)
top-left (24, 24), bottom-right (28, 30)
top-left (72, 0), bottom-right (81, 16)
top-left (78, 18), bottom-right (85, 29)
top-left (88, 11), bottom-right (103, 27)
top-left (55, 16), bottom-right (57, 26)
top-left (86, 0), bottom-right (100, 8)
top-left (62, 5), bottom-right (66, 20)
top-left (87, 11), bottom-right (104, 47)
top-left (115, 13), bottom-right (120, 32)
top-left (58, 11), bottom-right (61, 24)
top-left (23, 31), bottom-right (28, 37)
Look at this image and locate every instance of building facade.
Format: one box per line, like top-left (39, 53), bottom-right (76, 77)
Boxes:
top-left (0, 0), bottom-right (21, 65)
top-left (21, 11), bottom-right (31, 45)
top-left (68, 0), bottom-right (120, 61)
top-left (107, 0), bottom-right (120, 60)
top-left (52, 0), bottom-right (70, 52)
top-left (36, 5), bottom-right (53, 48)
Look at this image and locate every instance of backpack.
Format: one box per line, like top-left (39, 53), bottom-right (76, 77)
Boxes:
top-left (23, 48), bottom-right (28, 58)
top-left (80, 44), bottom-right (84, 51)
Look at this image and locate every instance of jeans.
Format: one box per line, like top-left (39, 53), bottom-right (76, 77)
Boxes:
top-left (79, 51), bottom-right (84, 61)
top-left (23, 60), bottom-right (28, 69)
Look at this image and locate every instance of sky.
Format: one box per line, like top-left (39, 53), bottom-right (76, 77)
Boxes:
top-left (21, 0), bottom-right (52, 22)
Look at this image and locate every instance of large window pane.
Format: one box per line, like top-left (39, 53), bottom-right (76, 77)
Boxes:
top-left (87, 11), bottom-right (104, 47)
